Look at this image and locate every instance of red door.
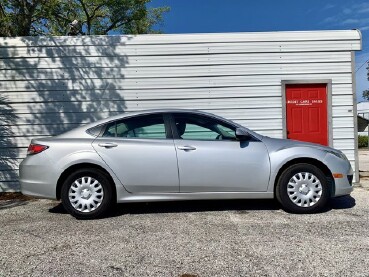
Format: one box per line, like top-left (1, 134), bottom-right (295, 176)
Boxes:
top-left (286, 84), bottom-right (328, 146)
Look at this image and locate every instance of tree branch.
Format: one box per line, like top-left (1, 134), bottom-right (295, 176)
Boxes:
top-left (105, 16), bottom-right (134, 34)
top-left (90, 3), bottom-right (105, 19)
top-left (0, 3), bottom-right (5, 17)
top-left (77, 0), bottom-right (91, 34)
top-left (52, 11), bottom-right (70, 23)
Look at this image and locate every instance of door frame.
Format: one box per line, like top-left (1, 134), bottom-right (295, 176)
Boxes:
top-left (281, 79), bottom-right (333, 147)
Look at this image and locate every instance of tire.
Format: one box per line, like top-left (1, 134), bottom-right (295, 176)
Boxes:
top-left (276, 163), bottom-right (330, 213)
top-left (61, 168), bottom-right (114, 219)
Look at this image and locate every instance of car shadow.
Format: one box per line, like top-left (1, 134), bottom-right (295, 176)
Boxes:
top-left (327, 195), bottom-right (356, 210)
top-left (48, 195), bottom-right (356, 218)
top-left (110, 199), bottom-right (280, 216)
top-left (48, 203), bottom-right (69, 214)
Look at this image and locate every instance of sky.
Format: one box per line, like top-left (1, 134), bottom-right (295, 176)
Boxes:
top-left (150, 0), bottom-right (369, 102)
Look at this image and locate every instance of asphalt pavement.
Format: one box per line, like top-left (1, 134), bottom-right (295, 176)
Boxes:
top-left (1, 186), bottom-right (369, 277)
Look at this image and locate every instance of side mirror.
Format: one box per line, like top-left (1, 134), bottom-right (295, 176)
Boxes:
top-left (235, 128), bottom-right (251, 140)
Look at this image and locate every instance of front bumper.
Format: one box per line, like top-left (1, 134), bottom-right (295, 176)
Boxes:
top-left (334, 176), bottom-right (354, 197)
top-left (324, 153), bottom-right (354, 197)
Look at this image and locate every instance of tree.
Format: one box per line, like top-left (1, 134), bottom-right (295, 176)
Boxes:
top-left (0, 0), bottom-right (169, 36)
top-left (363, 90), bottom-right (369, 101)
top-left (363, 61), bottom-right (369, 101)
top-left (363, 62), bottom-right (369, 101)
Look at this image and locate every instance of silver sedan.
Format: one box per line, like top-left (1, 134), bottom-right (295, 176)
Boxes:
top-left (20, 109), bottom-right (353, 219)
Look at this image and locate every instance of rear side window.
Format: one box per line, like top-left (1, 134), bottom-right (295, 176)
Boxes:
top-left (102, 115), bottom-right (167, 139)
top-left (86, 125), bottom-right (103, 137)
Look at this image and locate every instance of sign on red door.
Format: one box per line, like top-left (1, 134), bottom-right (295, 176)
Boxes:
top-left (286, 84), bottom-right (328, 146)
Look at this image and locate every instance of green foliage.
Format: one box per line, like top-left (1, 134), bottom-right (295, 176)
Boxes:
top-left (0, 0), bottom-right (169, 36)
top-left (358, 135), bottom-right (368, 148)
top-left (363, 90), bottom-right (369, 101)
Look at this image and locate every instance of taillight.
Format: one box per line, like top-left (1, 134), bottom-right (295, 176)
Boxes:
top-left (27, 144), bottom-right (49, 155)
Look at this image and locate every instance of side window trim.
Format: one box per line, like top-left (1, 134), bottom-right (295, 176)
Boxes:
top-left (169, 113), bottom-right (187, 140)
top-left (167, 113), bottom-right (178, 139)
top-left (163, 113), bottom-right (174, 139)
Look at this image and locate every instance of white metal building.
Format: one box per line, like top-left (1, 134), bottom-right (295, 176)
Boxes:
top-left (0, 30), bottom-right (362, 191)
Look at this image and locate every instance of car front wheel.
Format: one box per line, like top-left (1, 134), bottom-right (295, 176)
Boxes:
top-left (61, 168), bottom-right (114, 219)
top-left (276, 163), bottom-right (330, 213)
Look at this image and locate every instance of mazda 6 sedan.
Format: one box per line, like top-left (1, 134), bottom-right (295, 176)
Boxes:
top-left (20, 109), bottom-right (353, 219)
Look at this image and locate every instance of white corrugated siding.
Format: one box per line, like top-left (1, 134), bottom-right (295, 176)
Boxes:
top-left (0, 30), bottom-right (361, 191)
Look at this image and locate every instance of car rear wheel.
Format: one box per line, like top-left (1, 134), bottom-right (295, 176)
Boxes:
top-left (61, 168), bottom-right (114, 219)
top-left (276, 163), bottom-right (330, 213)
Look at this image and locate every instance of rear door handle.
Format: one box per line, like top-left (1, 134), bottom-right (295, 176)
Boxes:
top-left (177, 145), bottom-right (196, 151)
top-left (98, 142), bottom-right (118, 148)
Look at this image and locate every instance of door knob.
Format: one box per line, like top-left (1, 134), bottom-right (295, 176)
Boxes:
top-left (98, 142), bottom-right (118, 148)
top-left (177, 145), bottom-right (196, 151)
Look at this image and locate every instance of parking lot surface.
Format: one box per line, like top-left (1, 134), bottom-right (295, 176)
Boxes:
top-left (1, 187), bottom-right (369, 277)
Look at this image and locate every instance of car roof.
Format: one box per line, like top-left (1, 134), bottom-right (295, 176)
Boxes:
top-left (55, 108), bottom-right (263, 140)
top-left (84, 109), bottom-right (229, 127)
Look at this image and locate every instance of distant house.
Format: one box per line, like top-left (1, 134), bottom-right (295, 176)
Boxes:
top-left (357, 102), bottom-right (369, 136)
top-left (0, 30), bottom-right (363, 190)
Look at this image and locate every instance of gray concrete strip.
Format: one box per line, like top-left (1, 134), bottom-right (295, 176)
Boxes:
top-left (359, 149), bottom-right (369, 173)
top-left (359, 177), bottom-right (369, 191)
top-left (0, 189), bottom-right (368, 277)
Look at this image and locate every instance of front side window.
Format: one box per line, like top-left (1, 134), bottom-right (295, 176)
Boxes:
top-left (102, 114), bottom-right (167, 139)
top-left (173, 113), bottom-right (237, 141)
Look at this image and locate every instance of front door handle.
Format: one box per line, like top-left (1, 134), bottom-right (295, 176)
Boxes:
top-left (98, 142), bottom-right (118, 148)
top-left (177, 145), bottom-right (196, 151)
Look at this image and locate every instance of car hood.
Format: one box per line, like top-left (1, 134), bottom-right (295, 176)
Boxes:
top-left (260, 136), bottom-right (340, 154)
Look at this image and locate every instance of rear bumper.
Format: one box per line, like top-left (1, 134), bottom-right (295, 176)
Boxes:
top-left (20, 180), bottom-right (57, 200)
top-left (19, 153), bottom-right (58, 200)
